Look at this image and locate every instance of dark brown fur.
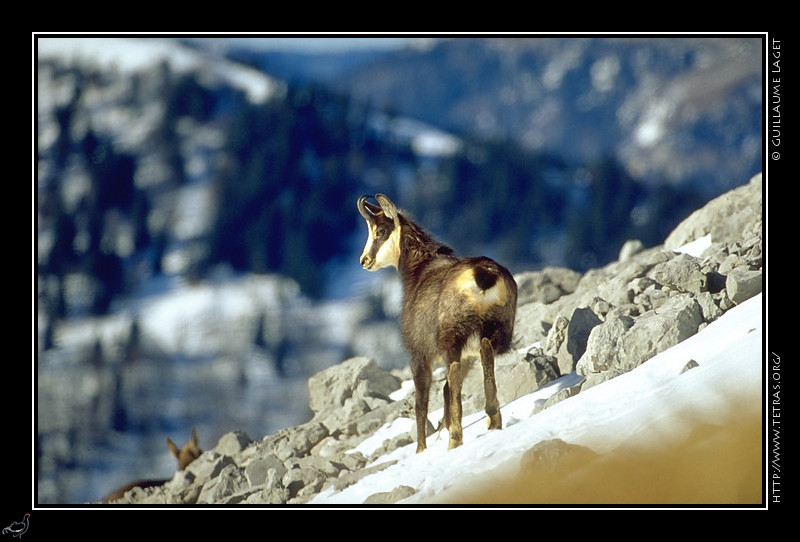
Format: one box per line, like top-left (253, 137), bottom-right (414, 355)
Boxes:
top-left (358, 195), bottom-right (517, 451)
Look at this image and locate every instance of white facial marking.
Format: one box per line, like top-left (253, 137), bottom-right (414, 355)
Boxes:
top-left (361, 221), bottom-right (400, 271)
top-left (360, 221), bottom-right (376, 270)
top-left (372, 225), bottom-right (400, 270)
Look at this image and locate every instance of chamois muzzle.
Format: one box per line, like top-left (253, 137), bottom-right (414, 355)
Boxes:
top-left (358, 195), bottom-right (380, 270)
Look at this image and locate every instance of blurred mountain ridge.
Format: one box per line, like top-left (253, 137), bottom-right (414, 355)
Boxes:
top-left (333, 37), bottom-right (763, 192)
top-left (235, 36), bottom-right (762, 195)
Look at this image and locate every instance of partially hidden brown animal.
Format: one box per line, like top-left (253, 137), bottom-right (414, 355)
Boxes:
top-left (102, 427), bottom-right (202, 503)
top-left (358, 194), bottom-right (517, 452)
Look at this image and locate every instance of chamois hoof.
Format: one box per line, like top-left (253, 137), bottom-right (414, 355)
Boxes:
top-left (487, 411), bottom-right (503, 430)
top-left (448, 437), bottom-right (463, 449)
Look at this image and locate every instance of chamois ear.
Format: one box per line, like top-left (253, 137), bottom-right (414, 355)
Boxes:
top-left (375, 194), bottom-right (399, 223)
top-left (167, 437), bottom-right (179, 459)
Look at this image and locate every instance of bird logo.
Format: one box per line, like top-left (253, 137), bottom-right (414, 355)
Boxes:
top-left (2, 514), bottom-right (29, 538)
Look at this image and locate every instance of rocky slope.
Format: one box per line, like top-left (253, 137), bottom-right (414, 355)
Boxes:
top-left (101, 173), bottom-right (763, 505)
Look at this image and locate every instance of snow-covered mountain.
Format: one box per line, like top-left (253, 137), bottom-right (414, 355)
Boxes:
top-left (37, 36), bottom-right (283, 105)
top-left (34, 35), bottom-right (766, 507)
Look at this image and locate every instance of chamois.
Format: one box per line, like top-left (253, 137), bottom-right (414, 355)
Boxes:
top-left (101, 427), bottom-right (202, 503)
top-left (358, 194), bottom-right (517, 451)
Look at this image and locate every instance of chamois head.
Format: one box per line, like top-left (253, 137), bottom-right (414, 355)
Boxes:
top-left (102, 427), bottom-right (203, 502)
top-left (166, 426), bottom-right (202, 471)
top-left (358, 194), bottom-right (402, 271)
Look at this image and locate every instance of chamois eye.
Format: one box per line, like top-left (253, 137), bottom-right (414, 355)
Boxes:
top-left (376, 228), bottom-right (387, 238)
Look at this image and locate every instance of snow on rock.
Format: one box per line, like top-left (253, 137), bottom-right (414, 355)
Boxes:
top-left (310, 293), bottom-right (762, 505)
top-left (676, 234), bottom-right (712, 258)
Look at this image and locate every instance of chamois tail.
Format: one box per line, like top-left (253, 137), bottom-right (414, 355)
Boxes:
top-left (472, 259), bottom-right (502, 292)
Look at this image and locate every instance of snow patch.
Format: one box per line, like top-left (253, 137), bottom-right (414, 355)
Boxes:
top-left (676, 234), bottom-right (712, 257)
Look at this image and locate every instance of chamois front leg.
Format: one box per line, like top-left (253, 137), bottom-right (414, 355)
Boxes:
top-left (440, 379), bottom-right (450, 433)
top-left (412, 357), bottom-right (432, 453)
top-left (480, 337), bottom-right (502, 430)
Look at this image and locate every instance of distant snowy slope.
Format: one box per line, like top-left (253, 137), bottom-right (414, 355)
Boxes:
top-left (36, 36), bottom-right (283, 104)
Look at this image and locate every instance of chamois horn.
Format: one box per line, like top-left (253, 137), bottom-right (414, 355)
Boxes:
top-left (357, 195), bottom-right (379, 221)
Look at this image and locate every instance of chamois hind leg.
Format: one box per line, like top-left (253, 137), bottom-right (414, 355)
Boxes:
top-left (445, 353), bottom-right (464, 449)
top-left (412, 357), bottom-right (432, 453)
top-left (480, 337), bottom-right (502, 430)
